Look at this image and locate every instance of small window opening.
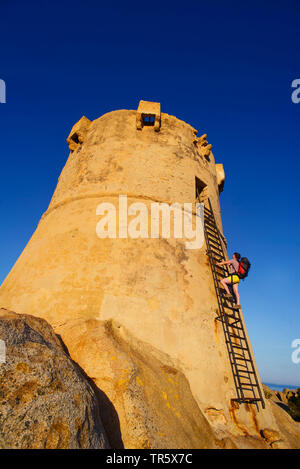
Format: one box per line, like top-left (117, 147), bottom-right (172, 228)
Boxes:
top-left (142, 114), bottom-right (155, 126)
top-left (71, 132), bottom-right (80, 144)
top-left (195, 177), bottom-right (207, 203)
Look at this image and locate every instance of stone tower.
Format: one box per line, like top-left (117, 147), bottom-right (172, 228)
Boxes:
top-left (0, 101), bottom-right (289, 448)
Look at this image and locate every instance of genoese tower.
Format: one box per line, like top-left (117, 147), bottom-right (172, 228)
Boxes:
top-left (0, 101), bottom-right (291, 448)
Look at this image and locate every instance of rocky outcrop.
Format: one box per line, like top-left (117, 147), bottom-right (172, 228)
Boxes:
top-left (0, 308), bottom-right (217, 449)
top-left (57, 317), bottom-right (217, 449)
top-left (262, 385), bottom-right (300, 448)
top-left (1, 309), bottom-right (300, 449)
top-left (0, 309), bottom-right (109, 449)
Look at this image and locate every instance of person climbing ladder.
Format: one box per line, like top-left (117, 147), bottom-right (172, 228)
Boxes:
top-left (217, 252), bottom-right (241, 308)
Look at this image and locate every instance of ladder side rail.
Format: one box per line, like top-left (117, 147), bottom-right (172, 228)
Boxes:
top-left (234, 308), bottom-right (266, 407)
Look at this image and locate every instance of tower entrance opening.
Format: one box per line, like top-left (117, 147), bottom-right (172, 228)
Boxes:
top-left (195, 177), bottom-right (208, 204)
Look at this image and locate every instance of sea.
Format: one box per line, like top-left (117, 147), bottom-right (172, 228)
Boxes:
top-left (263, 382), bottom-right (300, 392)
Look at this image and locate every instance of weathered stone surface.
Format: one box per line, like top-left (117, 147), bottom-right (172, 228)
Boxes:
top-left (262, 384), bottom-right (300, 448)
top-left (0, 309), bottom-right (109, 449)
top-left (268, 401), bottom-right (300, 449)
top-left (57, 317), bottom-right (217, 449)
top-left (261, 428), bottom-right (282, 445)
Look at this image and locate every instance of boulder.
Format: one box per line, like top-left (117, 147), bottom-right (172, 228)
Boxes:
top-left (58, 317), bottom-right (217, 449)
top-left (0, 309), bottom-right (109, 449)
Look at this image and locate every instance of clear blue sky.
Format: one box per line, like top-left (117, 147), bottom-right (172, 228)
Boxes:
top-left (0, 0), bottom-right (299, 386)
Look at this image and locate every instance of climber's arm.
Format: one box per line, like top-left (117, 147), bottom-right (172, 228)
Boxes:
top-left (217, 259), bottom-right (233, 266)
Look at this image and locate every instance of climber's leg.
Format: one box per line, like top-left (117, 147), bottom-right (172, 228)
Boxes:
top-left (233, 283), bottom-right (240, 306)
top-left (220, 277), bottom-right (232, 295)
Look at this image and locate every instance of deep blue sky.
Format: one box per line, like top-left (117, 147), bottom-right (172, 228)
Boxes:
top-left (0, 0), bottom-right (299, 386)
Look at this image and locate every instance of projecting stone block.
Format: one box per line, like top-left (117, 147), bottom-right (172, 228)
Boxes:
top-left (136, 100), bottom-right (161, 131)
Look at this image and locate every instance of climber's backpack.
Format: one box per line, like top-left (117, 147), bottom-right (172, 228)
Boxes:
top-left (237, 257), bottom-right (251, 279)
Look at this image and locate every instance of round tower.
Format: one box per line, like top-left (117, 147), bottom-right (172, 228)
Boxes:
top-left (0, 101), bottom-right (279, 446)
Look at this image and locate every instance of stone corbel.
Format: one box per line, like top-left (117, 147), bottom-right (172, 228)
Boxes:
top-left (67, 116), bottom-right (92, 152)
top-left (196, 133), bottom-right (212, 160)
top-left (215, 163), bottom-right (225, 193)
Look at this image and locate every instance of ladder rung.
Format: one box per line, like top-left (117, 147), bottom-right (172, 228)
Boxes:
top-left (205, 225), bottom-right (219, 237)
top-left (207, 250), bottom-right (224, 262)
top-left (223, 304), bottom-right (240, 311)
top-left (205, 229), bottom-right (220, 241)
top-left (205, 226), bottom-right (219, 241)
top-left (223, 313), bottom-right (238, 320)
top-left (237, 387), bottom-right (257, 392)
top-left (205, 223), bottom-right (225, 245)
top-left (213, 270), bottom-right (226, 278)
top-left (234, 376), bottom-right (252, 383)
top-left (234, 373), bottom-right (255, 380)
top-left (206, 238), bottom-right (222, 249)
top-left (231, 355), bottom-right (253, 363)
top-left (213, 265), bottom-right (227, 274)
top-left (219, 289), bottom-right (235, 297)
top-left (210, 253), bottom-right (223, 262)
top-left (207, 238), bottom-right (222, 249)
top-left (214, 263), bottom-right (226, 270)
top-left (239, 381), bottom-right (259, 387)
top-left (232, 398), bottom-right (263, 403)
top-left (214, 273), bottom-right (227, 280)
top-left (231, 351), bottom-right (250, 358)
top-left (204, 218), bottom-right (217, 229)
top-left (229, 332), bottom-right (245, 339)
top-left (206, 251), bottom-right (223, 261)
top-left (223, 305), bottom-right (239, 313)
top-left (229, 343), bottom-right (249, 351)
top-left (207, 236), bottom-right (222, 252)
top-left (214, 265), bottom-right (227, 273)
top-left (220, 321), bottom-right (243, 330)
top-left (204, 210), bottom-right (213, 218)
top-left (227, 319), bottom-right (241, 326)
top-left (236, 369), bottom-right (255, 375)
top-left (233, 361), bottom-right (251, 367)
top-left (204, 208), bottom-right (214, 217)
top-left (233, 371), bottom-right (257, 386)
top-left (227, 323), bottom-right (243, 330)
top-left (207, 248), bottom-right (223, 258)
top-left (223, 305), bottom-right (239, 314)
top-left (208, 246), bottom-right (222, 256)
